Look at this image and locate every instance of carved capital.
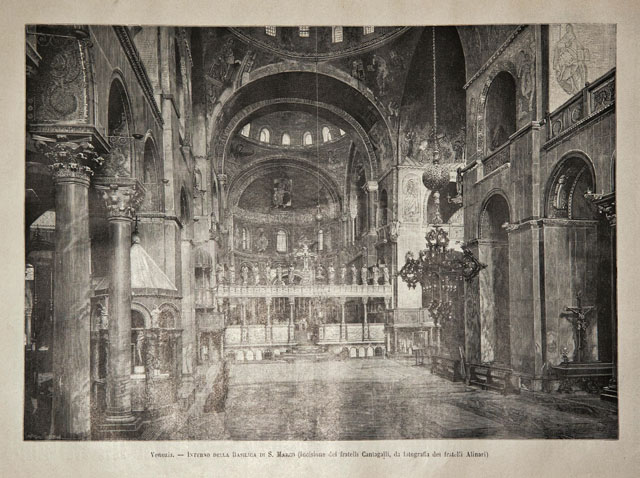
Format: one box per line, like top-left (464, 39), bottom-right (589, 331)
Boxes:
top-left (35, 136), bottom-right (104, 182)
top-left (365, 181), bottom-right (379, 193)
top-left (95, 179), bottom-right (145, 220)
top-left (218, 174), bottom-right (228, 189)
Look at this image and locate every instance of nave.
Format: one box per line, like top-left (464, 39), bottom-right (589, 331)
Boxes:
top-left (146, 360), bottom-right (617, 440)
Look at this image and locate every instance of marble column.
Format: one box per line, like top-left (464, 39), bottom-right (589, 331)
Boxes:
top-left (266, 298), bottom-right (272, 342)
top-left (37, 139), bottom-right (103, 439)
top-left (362, 297), bottom-right (369, 340)
top-left (288, 297), bottom-right (295, 343)
top-left (95, 178), bottom-right (144, 433)
top-left (339, 298), bottom-right (346, 341)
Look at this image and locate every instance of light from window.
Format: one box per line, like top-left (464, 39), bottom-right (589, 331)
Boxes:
top-left (322, 126), bottom-right (332, 142)
top-left (282, 133), bottom-right (291, 145)
top-left (363, 26), bottom-right (375, 35)
top-left (242, 228), bottom-right (249, 250)
top-left (259, 128), bottom-right (270, 143)
top-left (332, 26), bottom-right (343, 43)
top-left (339, 128), bottom-right (346, 136)
top-left (265, 26), bottom-right (276, 37)
top-left (240, 123), bottom-right (251, 137)
top-left (299, 26), bottom-right (310, 38)
top-left (276, 230), bottom-right (288, 252)
top-left (303, 131), bottom-right (313, 145)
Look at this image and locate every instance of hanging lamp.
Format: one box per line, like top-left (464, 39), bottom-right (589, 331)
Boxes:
top-left (422, 27), bottom-right (450, 224)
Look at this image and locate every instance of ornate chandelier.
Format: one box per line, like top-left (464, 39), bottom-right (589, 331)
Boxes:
top-left (399, 226), bottom-right (486, 290)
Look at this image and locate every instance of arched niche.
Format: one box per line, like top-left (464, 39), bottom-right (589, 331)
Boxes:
top-left (180, 187), bottom-right (190, 224)
top-left (545, 154), bottom-right (596, 220)
top-left (141, 137), bottom-right (162, 212)
top-left (103, 76), bottom-right (134, 177)
top-left (485, 71), bottom-right (517, 152)
top-left (478, 192), bottom-right (511, 365)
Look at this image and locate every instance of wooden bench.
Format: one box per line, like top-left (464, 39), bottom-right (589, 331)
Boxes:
top-left (430, 355), bottom-right (463, 382)
top-left (467, 362), bottom-right (520, 395)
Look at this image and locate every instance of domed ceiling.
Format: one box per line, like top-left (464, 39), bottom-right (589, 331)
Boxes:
top-left (228, 27), bottom-right (409, 61)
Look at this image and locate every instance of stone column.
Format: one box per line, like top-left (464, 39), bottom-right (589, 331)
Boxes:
top-left (37, 139), bottom-right (103, 439)
top-left (339, 298), bottom-right (346, 341)
top-left (362, 297), bottom-right (369, 340)
top-left (95, 178), bottom-right (144, 435)
top-left (288, 297), bottom-right (295, 343)
top-left (266, 298), bottom-right (272, 342)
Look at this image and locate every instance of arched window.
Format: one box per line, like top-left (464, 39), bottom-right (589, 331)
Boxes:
top-left (303, 131), bottom-right (313, 146)
top-left (332, 26), bottom-right (343, 43)
top-left (339, 129), bottom-right (346, 136)
top-left (322, 126), bottom-right (332, 142)
top-left (276, 230), bottom-right (288, 253)
top-left (281, 133), bottom-right (291, 145)
top-left (486, 72), bottom-right (517, 151)
top-left (174, 37), bottom-right (186, 128)
top-left (240, 123), bottom-right (251, 137)
top-left (241, 227), bottom-right (250, 250)
top-left (259, 127), bottom-right (270, 143)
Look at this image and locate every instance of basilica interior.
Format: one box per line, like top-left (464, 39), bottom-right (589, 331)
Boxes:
top-left (24, 24), bottom-right (617, 440)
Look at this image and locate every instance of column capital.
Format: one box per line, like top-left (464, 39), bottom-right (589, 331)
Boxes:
top-left (365, 181), bottom-right (379, 193)
top-left (218, 174), bottom-right (228, 188)
top-left (36, 137), bottom-right (104, 183)
top-left (95, 178), bottom-right (145, 221)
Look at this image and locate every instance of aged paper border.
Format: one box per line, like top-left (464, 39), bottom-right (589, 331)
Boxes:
top-left (1, 0), bottom-right (639, 476)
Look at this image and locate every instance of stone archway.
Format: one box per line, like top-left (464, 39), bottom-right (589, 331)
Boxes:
top-left (478, 192), bottom-right (511, 365)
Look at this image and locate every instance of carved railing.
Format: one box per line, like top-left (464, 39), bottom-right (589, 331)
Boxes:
top-left (547, 68), bottom-right (615, 143)
top-left (215, 283), bottom-right (393, 299)
top-left (482, 141), bottom-right (511, 176)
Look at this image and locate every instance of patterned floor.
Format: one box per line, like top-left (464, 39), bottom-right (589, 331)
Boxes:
top-left (154, 359), bottom-right (618, 440)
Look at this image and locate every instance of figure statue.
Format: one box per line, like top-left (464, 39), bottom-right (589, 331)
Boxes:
top-left (361, 265), bottom-right (369, 285)
top-left (216, 263), bottom-right (225, 285)
top-left (328, 264), bottom-right (336, 285)
top-left (276, 264), bottom-right (283, 284)
top-left (228, 262), bottom-right (236, 285)
top-left (288, 265), bottom-right (295, 285)
top-left (135, 330), bottom-right (145, 366)
top-left (372, 264), bottom-right (380, 285)
top-left (253, 265), bottom-right (261, 285)
top-left (340, 264), bottom-right (347, 285)
top-left (241, 264), bottom-right (249, 285)
top-left (350, 264), bottom-right (358, 285)
top-left (381, 263), bottom-right (390, 285)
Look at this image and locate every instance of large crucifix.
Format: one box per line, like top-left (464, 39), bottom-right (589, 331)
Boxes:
top-left (564, 293), bottom-right (595, 363)
top-left (294, 241), bottom-right (316, 272)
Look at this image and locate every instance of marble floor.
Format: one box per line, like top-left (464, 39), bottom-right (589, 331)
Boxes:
top-left (149, 359), bottom-right (618, 440)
